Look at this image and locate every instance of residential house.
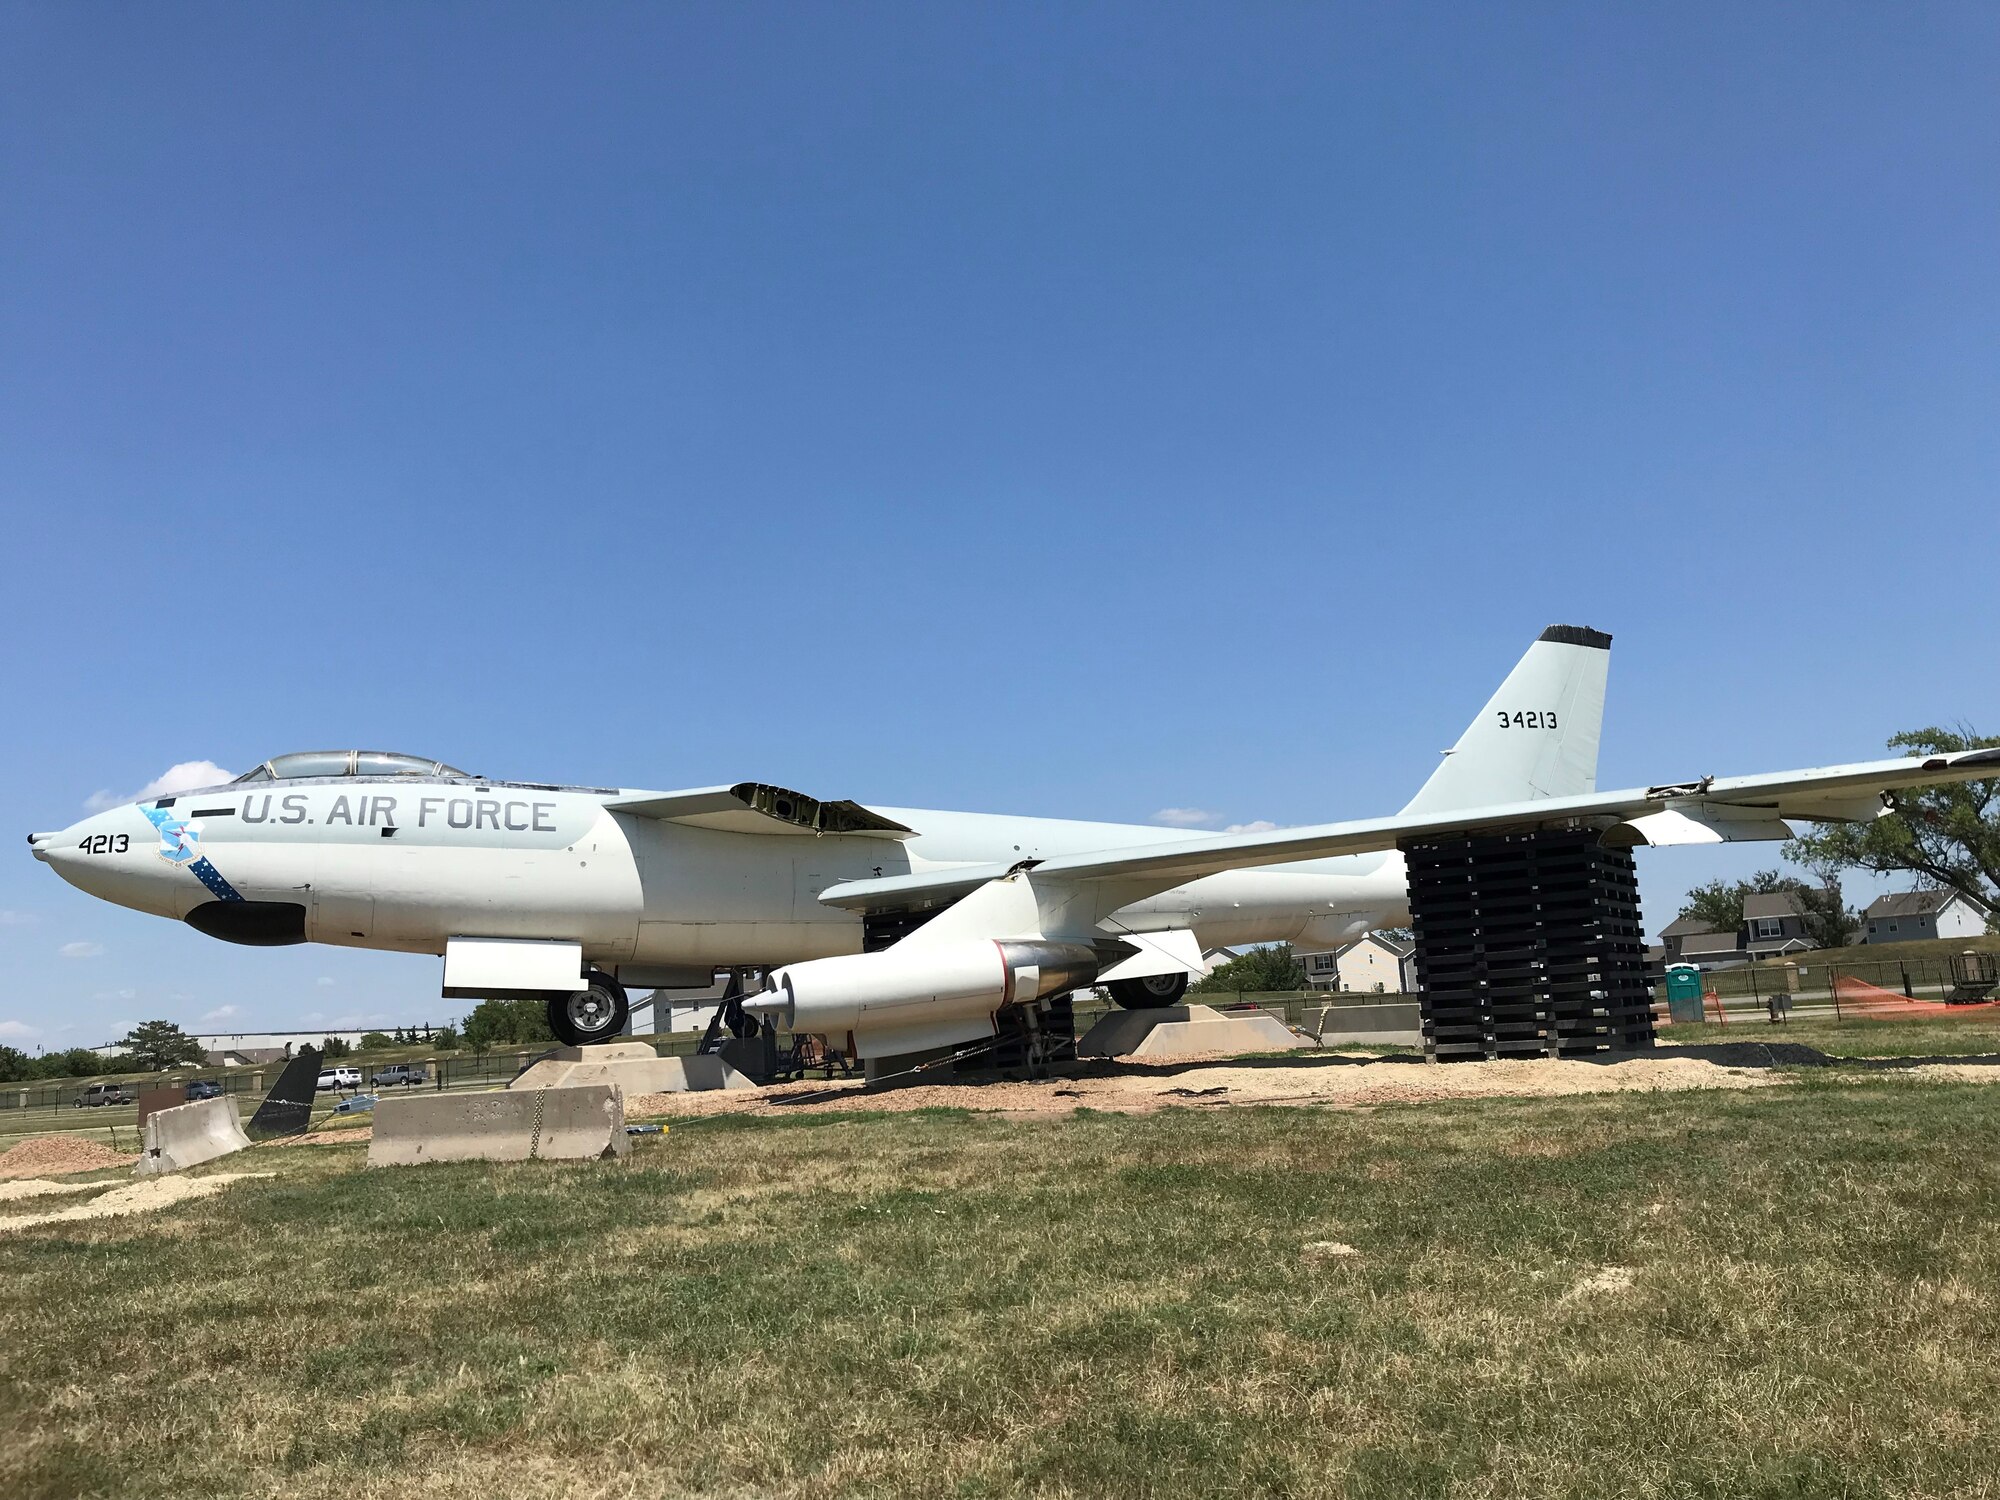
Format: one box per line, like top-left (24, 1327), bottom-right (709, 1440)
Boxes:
top-left (1741, 891), bottom-right (1820, 959)
top-left (1861, 890), bottom-right (1991, 944)
top-left (1659, 914), bottom-right (1727, 963)
top-left (1657, 888), bottom-right (1838, 968)
top-left (1299, 933), bottom-right (1418, 994)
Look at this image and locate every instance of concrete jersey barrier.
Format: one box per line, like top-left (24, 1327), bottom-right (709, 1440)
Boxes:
top-left (1076, 1003), bottom-right (1304, 1060)
top-left (135, 1095), bottom-right (255, 1177)
top-left (509, 1042), bottom-right (756, 1094)
top-left (368, 1084), bottom-right (630, 1168)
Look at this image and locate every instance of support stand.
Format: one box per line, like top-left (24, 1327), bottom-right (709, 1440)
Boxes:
top-left (1405, 829), bottom-right (1654, 1062)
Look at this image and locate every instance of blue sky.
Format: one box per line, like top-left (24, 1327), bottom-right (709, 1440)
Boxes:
top-left (3, 4), bottom-right (1996, 1048)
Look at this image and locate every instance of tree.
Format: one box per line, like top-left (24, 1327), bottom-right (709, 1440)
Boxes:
top-left (359, 1032), bottom-right (395, 1050)
top-left (33, 1047), bottom-right (116, 1080)
top-left (461, 997), bottom-right (554, 1051)
top-left (320, 1036), bottom-right (352, 1059)
top-left (1679, 878), bottom-right (1752, 935)
top-left (1673, 869), bottom-right (1856, 951)
top-left (1191, 943), bottom-right (1309, 994)
top-left (0, 1046), bottom-right (30, 1083)
top-left (432, 1025), bottom-right (461, 1051)
top-left (116, 1020), bottom-right (206, 1071)
top-left (1786, 726), bottom-right (2000, 931)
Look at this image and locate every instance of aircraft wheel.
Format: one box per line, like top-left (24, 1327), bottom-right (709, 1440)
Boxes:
top-left (547, 971), bottom-right (630, 1047)
top-left (1107, 972), bottom-right (1189, 1010)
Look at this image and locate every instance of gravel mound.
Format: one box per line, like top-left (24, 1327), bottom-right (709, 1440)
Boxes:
top-left (0, 1135), bottom-right (138, 1181)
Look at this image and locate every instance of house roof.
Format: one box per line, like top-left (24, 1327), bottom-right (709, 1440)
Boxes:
top-left (1679, 930), bottom-right (1745, 956)
top-left (1864, 889), bottom-right (1986, 919)
top-left (1326, 934), bottom-right (1414, 961)
top-left (1660, 914), bottom-right (1722, 938)
top-left (1743, 890), bottom-right (1813, 920)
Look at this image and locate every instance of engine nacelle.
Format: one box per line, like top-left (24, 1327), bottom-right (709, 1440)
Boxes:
top-left (748, 939), bottom-right (1101, 1036)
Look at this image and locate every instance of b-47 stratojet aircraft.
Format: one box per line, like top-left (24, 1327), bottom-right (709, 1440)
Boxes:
top-left (31, 627), bottom-right (1998, 1061)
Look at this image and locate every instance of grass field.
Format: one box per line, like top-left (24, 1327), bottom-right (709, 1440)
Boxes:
top-left (5, 1067), bottom-right (2000, 1499)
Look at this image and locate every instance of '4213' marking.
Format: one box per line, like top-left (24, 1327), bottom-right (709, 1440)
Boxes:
top-left (1496, 710), bottom-right (1559, 729)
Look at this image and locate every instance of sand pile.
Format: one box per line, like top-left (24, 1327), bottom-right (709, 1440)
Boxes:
top-left (624, 1049), bottom-right (1827, 1123)
top-left (0, 1171), bottom-right (272, 1232)
top-left (0, 1135), bottom-right (138, 1180)
top-left (0, 1178), bottom-right (112, 1203)
top-left (270, 1125), bottom-right (374, 1148)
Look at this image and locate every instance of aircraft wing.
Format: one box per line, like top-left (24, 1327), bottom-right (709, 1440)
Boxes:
top-left (818, 748), bottom-right (2000, 922)
top-left (606, 782), bottom-right (913, 838)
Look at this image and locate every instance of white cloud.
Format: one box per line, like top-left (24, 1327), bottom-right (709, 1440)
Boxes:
top-left (59, 941), bottom-right (105, 959)
top-left (0, 1019), bottom-right (42, 1041)
top-left (316, 976), bottom-right (336, 988)
top-left (94, 988), bottom-right (137, 1002)
top-left (0, 910), bottom-right (37, 927)
top-left (1152, 807), bottom-right (1218, 827)
top-left (303, 1011), bottom-right (326, 1024)
top-left (200, 1004), bottom-right (240, 1024)
top-left (1222, 820), bottom-right (1280, 835)
top-left (84, 760), bottom-right (233, 813)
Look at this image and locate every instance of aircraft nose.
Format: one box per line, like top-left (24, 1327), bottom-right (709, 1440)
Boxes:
top-left (28, 830), bottom-right (64, 864)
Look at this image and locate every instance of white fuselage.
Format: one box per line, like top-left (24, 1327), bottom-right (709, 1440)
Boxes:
top-left (34, 776), bottom-right (1410, 978)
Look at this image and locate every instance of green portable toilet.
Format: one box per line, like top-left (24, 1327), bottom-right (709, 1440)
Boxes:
top-left (1663, 965), bottom-right (1706, 1024)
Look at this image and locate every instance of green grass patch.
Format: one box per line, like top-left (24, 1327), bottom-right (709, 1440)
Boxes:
top-left (4, 1077), bottom-right (1999, 1497)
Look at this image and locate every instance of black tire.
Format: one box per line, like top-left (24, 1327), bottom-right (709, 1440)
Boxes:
top-left (1107, 972), bottom-right (1189, 1009)
top-left (546, 971), bottom-right (631, 1047)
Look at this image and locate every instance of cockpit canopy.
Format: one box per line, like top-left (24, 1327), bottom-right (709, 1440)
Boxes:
top-left (231, 751), bottom-right (473, 783)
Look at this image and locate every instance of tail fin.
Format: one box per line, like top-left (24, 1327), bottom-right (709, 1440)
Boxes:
top-left (1401, 625), bottom-right (1610, 815)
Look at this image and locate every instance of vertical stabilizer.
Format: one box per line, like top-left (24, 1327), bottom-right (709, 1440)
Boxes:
top-left (1401, 626), bottom-right (1610, 815)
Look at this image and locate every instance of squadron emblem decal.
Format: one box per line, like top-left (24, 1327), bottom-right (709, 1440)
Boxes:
top-left (141, 804), bottom-right (243, 902)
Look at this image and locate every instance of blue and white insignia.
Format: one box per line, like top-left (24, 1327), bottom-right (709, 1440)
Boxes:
top-left (140, 803), bottom-right (243, 901)
top-left (142, 804), bottom-right (200, 864)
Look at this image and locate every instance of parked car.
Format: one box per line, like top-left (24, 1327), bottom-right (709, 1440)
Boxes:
top-left (73, 1082), bottom-right (135, 1108)
top-left (184, 1080), bottom-right (223, 1101)
top-left (315, 1066), bottom-right (363, 1092)
top-left (369, 1063), bottom-right (429, 1087)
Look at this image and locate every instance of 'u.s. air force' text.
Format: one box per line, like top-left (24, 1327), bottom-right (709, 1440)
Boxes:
top-left (240, 794), bottom-right (557, 831)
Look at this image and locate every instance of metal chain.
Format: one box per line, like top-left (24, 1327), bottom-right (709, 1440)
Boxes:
top-left (527, 1085), bottom-right (549, 1160)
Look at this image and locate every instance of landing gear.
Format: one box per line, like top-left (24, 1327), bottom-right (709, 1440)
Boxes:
top-left (546, 970), bottom-right (630, 1047)
top-left (1106, 972), bottom-right (1189, 1009)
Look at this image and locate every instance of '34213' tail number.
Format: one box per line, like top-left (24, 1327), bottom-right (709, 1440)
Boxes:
top-left (1497, 710), bottom-right (1559, 729)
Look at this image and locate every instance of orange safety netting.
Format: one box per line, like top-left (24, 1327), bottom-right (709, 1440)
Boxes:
top-left (1829, 973), bottom-right (2000, 1019)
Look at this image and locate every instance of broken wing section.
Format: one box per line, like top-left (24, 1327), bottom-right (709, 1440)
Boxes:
top-left (605, 782), bottom-right (913, 837)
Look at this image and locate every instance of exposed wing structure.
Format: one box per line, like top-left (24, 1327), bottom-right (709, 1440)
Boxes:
top-left (606, 782), bottom-right (913, 838)
top-left (818, 748), bottom-right (2000, 932)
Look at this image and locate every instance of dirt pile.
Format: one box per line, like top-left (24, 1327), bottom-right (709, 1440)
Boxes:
top-left (0, 1135), bottom-right (138, 1180)
top-left (0, 1171), bottom-right (272, 1232)
top-left (624, 1049), bottom-right (1834, 1123)
top-left (0, 1179), bottom-right (112, 1203)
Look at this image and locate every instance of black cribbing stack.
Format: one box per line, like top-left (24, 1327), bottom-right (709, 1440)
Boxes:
top-left (1404, 829), bottom-right (1655, 1061)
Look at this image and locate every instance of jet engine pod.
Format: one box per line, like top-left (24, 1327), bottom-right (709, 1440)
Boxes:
top-left (750, 939), bottom-right (1102, 1035)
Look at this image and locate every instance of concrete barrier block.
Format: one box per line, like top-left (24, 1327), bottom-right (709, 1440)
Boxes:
top-left (509, 1044), bottom-right (756, 1094)
top-left (1077, 1004), bottom-right (1305, 1060)
top-left (135, 1095), bottom-right (254, 1177)
top-left (368, 1085), bottom-right (630, 1169)
top-left (1309, 1001), bottom-right (1424, 1047)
